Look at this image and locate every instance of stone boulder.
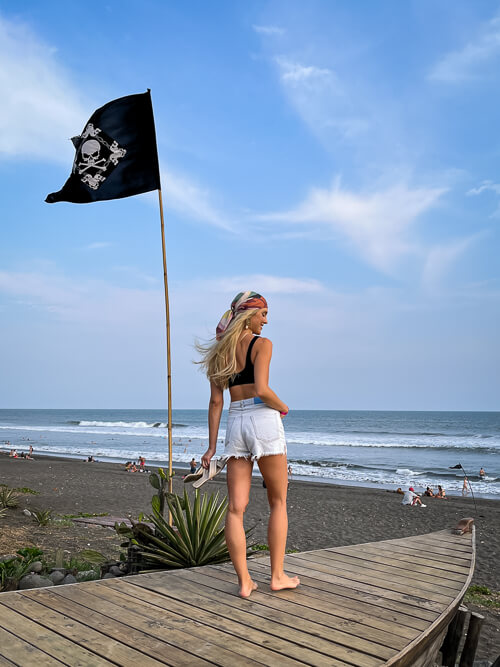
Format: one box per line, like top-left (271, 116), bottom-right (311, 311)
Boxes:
top-left (19, 574), bottom-right (54, 590)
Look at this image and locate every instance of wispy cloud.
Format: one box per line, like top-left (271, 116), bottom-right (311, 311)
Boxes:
top-left (428, 13), bottom-right (500, 83)
top-left (200, 274), bottom-right (324, 295)
top-left (467, 180), bottom-right (500, 217)
top-left (0, 13), bottom-right (89, 162)
top-left (422, 235), bottom-right (481, 290)
top-left (253, 25), bottom-right (285, 36)
top-left (275, 57), bottom-right (332, 84)
top-left (84, 242), bottom-right (112, 250)
top-left (161, 167), bottom-right (233, 231)
top-left (273, 55), bottom-right (369, 140)
top-left (256, 178), bottom-right (447, 272)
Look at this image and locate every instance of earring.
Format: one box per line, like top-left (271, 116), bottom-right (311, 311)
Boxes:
top-left (245, 324), bottom-right (249, 329)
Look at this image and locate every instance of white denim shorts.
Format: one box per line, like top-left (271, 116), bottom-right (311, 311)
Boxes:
top-left (225, 397), bottom-right (287, 461)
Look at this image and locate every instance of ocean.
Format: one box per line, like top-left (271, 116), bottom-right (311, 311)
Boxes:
top-left (0, 409), bottom-right (498, 498)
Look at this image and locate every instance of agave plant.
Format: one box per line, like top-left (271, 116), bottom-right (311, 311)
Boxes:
top-left (118, 488), bottom-right (253, 570)
top-left (0, 487), bottom-right (19, 509)
top-left (30, 508), bottom-right (53, 526)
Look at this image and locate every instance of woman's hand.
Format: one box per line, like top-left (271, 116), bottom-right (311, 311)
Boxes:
top-left (201, 448), bottom-right (216, 469)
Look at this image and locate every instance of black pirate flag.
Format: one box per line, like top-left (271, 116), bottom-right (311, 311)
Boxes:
top-left (46, 91), bottom-right (160, 203)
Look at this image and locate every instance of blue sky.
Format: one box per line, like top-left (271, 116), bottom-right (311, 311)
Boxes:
top-left (1, 1), bottom-right (499, 410)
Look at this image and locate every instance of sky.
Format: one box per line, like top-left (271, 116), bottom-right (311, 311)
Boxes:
top-left (0, 1), bottom-right (499, 411)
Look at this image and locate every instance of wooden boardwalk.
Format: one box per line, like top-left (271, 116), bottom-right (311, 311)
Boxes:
top-left (0, 527), bottom-right (475, 666)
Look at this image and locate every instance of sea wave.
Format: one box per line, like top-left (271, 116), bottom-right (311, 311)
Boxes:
top-left (70, 420), bottom-right (187, 428)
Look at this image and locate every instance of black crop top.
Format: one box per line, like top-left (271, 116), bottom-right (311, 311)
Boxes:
top-left (228, 336), bottom-right (259, 387)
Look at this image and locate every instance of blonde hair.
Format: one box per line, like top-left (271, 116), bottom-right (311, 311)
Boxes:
top-left (195, 309), bottom-right (259, 388)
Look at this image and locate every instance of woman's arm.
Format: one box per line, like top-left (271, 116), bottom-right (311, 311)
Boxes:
top-left (201, 381), bottom-right (224, 468)
top-left (253, 338), bottom-right (289, 414)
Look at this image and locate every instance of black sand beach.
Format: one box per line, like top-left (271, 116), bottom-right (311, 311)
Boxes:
top-left (1, 455), bottom-right (499, 660)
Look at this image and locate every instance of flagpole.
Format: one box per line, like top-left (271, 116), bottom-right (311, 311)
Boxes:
top-left (158, 189), bottom-right (173, 508)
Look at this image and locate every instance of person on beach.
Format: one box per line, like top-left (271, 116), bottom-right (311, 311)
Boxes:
top-left (435, 484), bottom-right (446, 499)
top-left (196, 291), bottom-right (299, 598)
top-left (29, 445), bottom-right (33, 457)
top-left (479, 467), bottom-right (485, 479)
top-left (462, 477), bottom-right (470, 496)
top-left (190, 458), bottom-right (197, 474)
top-left (402, 487), bottom-right (426, 507)
top-left (424, 486), bottom-right (435, 497)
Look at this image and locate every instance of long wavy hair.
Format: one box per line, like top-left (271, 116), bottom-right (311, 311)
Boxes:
top-left (195, 309), bottom-right (259, 388)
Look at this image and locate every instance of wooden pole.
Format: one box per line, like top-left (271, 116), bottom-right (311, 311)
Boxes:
top-left (459, 612), bottom-right (484, 667)
top-left (442, 606), bottom-right (469, 666)
top-left (158, 189), bottom-right (173, 506)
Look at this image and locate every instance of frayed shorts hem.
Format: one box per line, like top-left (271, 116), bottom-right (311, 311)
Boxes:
top-left (225, 449), bottom-right (287, 462)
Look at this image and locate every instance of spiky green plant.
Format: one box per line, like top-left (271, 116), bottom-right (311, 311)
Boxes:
top-left (117, 489), bottom-right (252, 570)
top-left (0, 487), bottom-right (19, 509)
top-left (0, 547), bottom-right (45, 592)
top-left (0, 507), bottom-right (7, 519)
top-left (31, 508), bottom-right (53, 526)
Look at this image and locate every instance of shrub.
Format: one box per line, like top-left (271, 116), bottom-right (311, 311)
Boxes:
top-left (116, 488), bottom-right (253, 571)
top-left (31, 508), bottom-right (54, 526)
top-left (0, 488), bottom-right (19, 509)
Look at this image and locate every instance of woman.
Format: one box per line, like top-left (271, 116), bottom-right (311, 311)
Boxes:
top-left (196, 291), bottom-right (299, 598)
top-left (435, 484), bottom-right (446, 499)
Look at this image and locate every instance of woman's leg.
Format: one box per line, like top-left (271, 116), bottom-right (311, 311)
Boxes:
top-left (225, 456), bottom-right (257, 598)
top-left (257, 454), bottom-right (300, 591)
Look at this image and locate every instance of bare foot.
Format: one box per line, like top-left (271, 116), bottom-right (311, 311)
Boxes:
top-left (239, 579), bottom-right (258, 598)
top-left (270, 573), bottom-right (300, 591)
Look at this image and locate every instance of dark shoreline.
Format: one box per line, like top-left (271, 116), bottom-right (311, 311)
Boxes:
top-left (2, 449), bottom-right (498, 500)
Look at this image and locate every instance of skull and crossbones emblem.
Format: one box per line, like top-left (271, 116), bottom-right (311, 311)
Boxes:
top-left (73, 123), bottom-right (127, 190)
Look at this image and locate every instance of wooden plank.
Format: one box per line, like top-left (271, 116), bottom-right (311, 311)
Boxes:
top-left (201, 565), bottom-right (421, 640)
top-left (378, 538), bottom-right (472, 562)
top-left (295, 551), bottom-right (463, 594)
top-left (131, 568), bottom-right (402, 658)
top-left (336, 543), bottom-right (469, 576)
top-left (97, 577), bottom-right (376, 667)
top-left (244, 562), bottom-right (436, 628)
top-left (283, 553), bottom-right (457, 603)
top-left (17, 587), bottom-right (209, 667)
top-left (397, 535), bottom-right (473, 556)
top-left (246, 559), bottom-right (443, 616)
top-left (333, 542), bottom-right (472, 570)
top-left (0, 616), bottom-right (67, 666)
top-left (159, 564), bottom-right (413, 649)
top-left (325, 545), bottom-right (468, 581)
top-left (1, 594), bottom-right (165, 667)
top-left (52, 583), bottom-right (269, 667)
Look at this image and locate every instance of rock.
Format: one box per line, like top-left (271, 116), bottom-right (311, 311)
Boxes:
top-left (109, 566), bottom-right (123, 577)
top-left (49, 571), bottom-right (65, 585)
top-left (30, 561), bottom-right (43, 573)
top-left (102, 573), bottom-right (116, 579)
top-left (76, 570), bottom-right (96, 582)
top-left (19, 574), bottom-right (54, 590)
top-left (62, 574), bottom-right (77, 585)
top-left (23, 509), bottom-right (32, 517)
top-left (50, 567), bottom-right (67, 574)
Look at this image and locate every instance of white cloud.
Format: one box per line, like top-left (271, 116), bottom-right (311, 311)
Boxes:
top-left (161, 167), bottom-right (234, 231)
top-left (422, 236), bottom-right (480, 290)
top-left (429, 14), bottom-right (500, 83)
top-left (199, 274), bottom-right (325, 295)
top-left (256, 179), bottom-right (447, 272)
top-left (253, 25), bottom-right (285, 36)
top-left (467, 180), bottom-right (500, 217)
top-left (84, 242), bottom-right (112, 250)
top-left (0, 13), bottom-right (89, 162)
top-left (275, 57), bottom-right (332, 84)
top-left (467, 181), bottom-right (500, 196)
top-left (273, 55), bottom-right (369, 140)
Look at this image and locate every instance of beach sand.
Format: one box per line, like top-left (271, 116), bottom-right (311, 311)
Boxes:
top-left (1, 455), bottom-right (499, 660)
